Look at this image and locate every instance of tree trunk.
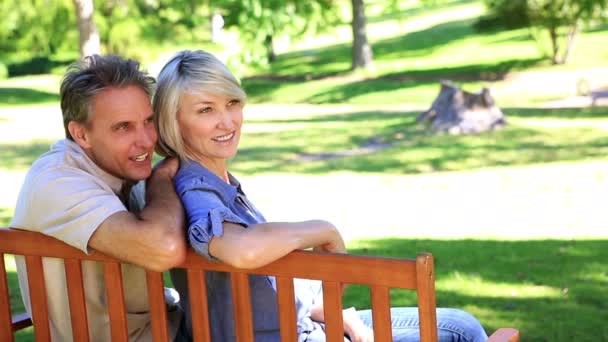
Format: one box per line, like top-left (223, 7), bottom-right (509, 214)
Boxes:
top-left (72, 0), bottom-right (100, 58)
top-left (548, 25), bottom-right (560, 65)
top-left (265, 35), bottom-right (276, 63)
top-left (351, 0), bottom-right (373, 70)
top-left (418, 81), bottom-right (506, 134)
top-left (560, 21), bottom-right (580, 64)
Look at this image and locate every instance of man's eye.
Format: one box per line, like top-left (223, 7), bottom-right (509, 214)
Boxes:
top-left (115, 123), bottom-right (129, 131)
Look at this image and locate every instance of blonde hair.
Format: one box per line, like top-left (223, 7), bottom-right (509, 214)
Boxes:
top-left (153, 50), bottom-right (246, 160)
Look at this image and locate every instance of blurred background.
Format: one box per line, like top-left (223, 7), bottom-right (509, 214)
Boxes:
top-left (1, 0), bottom-right (607, 341)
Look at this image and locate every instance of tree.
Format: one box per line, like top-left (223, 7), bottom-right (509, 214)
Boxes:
top-left (0, 0), bottom-right (76, 57)
top-left (481, 0), bottom-right (608, 64)
top-left (351, 0), bottom-right (373, 70)
top-left (73, 0), bottom-right (100, 57)
top-left (527, 0), bottom-right (608, 64)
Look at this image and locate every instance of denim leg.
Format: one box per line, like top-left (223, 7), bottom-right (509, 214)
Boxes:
top-left (356, 307), bottom-right (488, 342)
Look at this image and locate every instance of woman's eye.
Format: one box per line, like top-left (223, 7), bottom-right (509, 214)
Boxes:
top-left (228, 99), bottom-right (240, 107)
top-left (198, 107), bottom-right (212, 114)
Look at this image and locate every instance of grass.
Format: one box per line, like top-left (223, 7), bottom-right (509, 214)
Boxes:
top-left (343, 238), bottom-right (608, 342)
top-left (242, 1), bottom-right (608, 106)
top-left (228, 106), bottom-right (608, 175)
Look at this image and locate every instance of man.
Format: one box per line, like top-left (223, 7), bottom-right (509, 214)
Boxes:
top-left (10, 55), bottom-right (187, 341)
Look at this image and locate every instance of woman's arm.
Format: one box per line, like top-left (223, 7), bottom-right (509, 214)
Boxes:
top-left (208, 220), bottom-right (345, 269)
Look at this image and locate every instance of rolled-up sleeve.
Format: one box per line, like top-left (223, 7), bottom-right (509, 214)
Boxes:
top-left (180, 185), bottom-right (247, 260)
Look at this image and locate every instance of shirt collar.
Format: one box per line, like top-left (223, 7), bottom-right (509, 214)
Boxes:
top-left (180, 159), bottom-right (242, 204)
top-left (58, 139), bottom-right (127, 195)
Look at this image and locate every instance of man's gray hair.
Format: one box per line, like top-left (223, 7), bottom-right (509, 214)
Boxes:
top-left (60, 54), bottom-right (156, 140)
top-left (153, 50), bottom-right (246, 160)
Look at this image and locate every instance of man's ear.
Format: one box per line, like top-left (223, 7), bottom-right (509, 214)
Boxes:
top-left (68, 121), bottom-right (92, 149)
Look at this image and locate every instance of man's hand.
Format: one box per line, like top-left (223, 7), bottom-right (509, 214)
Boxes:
top-left (146, 157), bottom-right (180, 202)
top-left (343, 307), bottom-right (374, 342)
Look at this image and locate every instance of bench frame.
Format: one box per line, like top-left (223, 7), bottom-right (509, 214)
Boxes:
top-left (0, 228), bottom-right (519, 341)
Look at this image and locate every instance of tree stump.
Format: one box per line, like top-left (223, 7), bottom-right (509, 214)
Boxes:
top-left (418, 81), bottom-right (506, 134)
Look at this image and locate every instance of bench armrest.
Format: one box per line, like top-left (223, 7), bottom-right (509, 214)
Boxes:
top-left (487, 328), bottom-right (519, 342)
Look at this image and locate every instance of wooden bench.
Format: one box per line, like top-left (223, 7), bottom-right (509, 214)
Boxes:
top-left (0, 227), bottom-right (519, 341)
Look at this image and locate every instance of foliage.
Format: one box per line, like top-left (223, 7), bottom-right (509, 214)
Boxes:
top-left (0, 0), bottom-right (77, 58)
top-left (0, 62), bottom-right (7, 79)
top-left (475, 0), bottom-right (530, 31)
top-left (217, 0), bottom-right (341, 67)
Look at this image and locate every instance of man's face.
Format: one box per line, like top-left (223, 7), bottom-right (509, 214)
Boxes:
top-left (73, 86), bottom-right (157, 181)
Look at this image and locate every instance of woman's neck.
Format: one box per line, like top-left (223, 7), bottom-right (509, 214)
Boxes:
top-left (196, 157), bottom-right (229, 183)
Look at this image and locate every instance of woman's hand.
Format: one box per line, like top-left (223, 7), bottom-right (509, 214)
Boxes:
top-left (343, 307), bottom-right (374, 342)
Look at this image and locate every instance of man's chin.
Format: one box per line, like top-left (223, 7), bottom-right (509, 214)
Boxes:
top-left (127, 169), bottom-right (152, 182)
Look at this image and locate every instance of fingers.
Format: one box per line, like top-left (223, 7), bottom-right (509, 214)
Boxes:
top-left (153, 157), bottom-right (180, 178)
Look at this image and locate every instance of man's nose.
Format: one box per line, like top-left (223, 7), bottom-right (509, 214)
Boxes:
top-left (136, 126), bottom-right (156, 148)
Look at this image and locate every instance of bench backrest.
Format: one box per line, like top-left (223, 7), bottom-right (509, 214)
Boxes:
top-left (0, 227), bottom-right (438, 341)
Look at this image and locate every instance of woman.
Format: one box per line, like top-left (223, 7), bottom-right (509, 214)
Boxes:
top-left (154, 49), bottom-right (488, 342)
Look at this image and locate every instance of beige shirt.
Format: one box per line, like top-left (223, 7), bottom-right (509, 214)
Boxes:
top-left (10, 139), bottom-right (181, 341)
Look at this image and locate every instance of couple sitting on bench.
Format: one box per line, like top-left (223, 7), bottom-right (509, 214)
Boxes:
top-left (10, 51), bottom-right (489, 341)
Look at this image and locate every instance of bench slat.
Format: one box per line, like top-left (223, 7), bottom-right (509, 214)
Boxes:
top-left (416, 253), bottom-right (438, 342)
top-left (146, 271), bottom-right (169, 342)
top-left (371, 286), bottom-right (392, 342)
top-left (187, 269), bottom-right (211, 342)
top-left (322, 280), bottom-right (343, 341)
top-left (25, 255), bottom-right (50, 342)
top-left (0, 253), bottom-right (14, 342)
top-left (64, 259), bottom-right (89, 341)
top-left (181, 250), bottom-right (417, 289)
top-left (231, 273), bottom-right (254, 342)
top-left (103, 262), bottom-right (128, 342)
top-left (276, 276), bottom-right (298, 341)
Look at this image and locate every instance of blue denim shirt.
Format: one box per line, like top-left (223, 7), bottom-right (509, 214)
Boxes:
top-left (170, 160), bottom-right (324, 342)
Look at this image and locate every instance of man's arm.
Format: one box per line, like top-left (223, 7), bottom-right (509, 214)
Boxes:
top-left (89, 158), bottom-right (187, 272)
top-left (208, 220), bottom-right (346, 269)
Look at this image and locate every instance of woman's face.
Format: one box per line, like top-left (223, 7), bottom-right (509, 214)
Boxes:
top-left (177, 90), bottom-right (243, 164)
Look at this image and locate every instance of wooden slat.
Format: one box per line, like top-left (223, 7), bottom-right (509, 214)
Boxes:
top-left (25, 255), bottom-right (51, 342)
top-left (487, 328), bottom-right (520, 342)
top-left (276, 276), bottom-right (297, 341)
top-left (0, 253), bottom-right (14, 342)
top-left (103, 262), bottom-right (128, 342)
top-left (146, 271), bottom-right (169, 342)
top-left (11, 312), bottom-right (32, 331)
top-left (370, 286), bottom-right (392, 342)
top-left (187, 269), bottom-right (211, 342)
top-left (64, 259), bottom-right (89, 341)
top-left (181, 249), bottom-right (417, 289)
top-left (322, 281), bottom-right (343, 341)
top-left (230, 273), bottom-right (254, 342)
top-left (416, 253), bottom-right (438, 342)
top-left (0, 229), bottom-right (117, 263)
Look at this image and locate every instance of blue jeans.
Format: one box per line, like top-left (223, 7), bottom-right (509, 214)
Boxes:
top-left (305, 307), bottom-right (488, 342)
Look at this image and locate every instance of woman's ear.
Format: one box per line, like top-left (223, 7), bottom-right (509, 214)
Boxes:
top-left (68, 121), bottom-right (92, 149)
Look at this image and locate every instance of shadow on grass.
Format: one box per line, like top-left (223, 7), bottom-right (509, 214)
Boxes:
top-left (344, 238), bottom-right (608, 342)
top-left (232, 107), bottom-right (608, 175)
top-left (0, 88), bottom-right (59, 106)
top-left (0, 141), bottom-right (53, 171)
